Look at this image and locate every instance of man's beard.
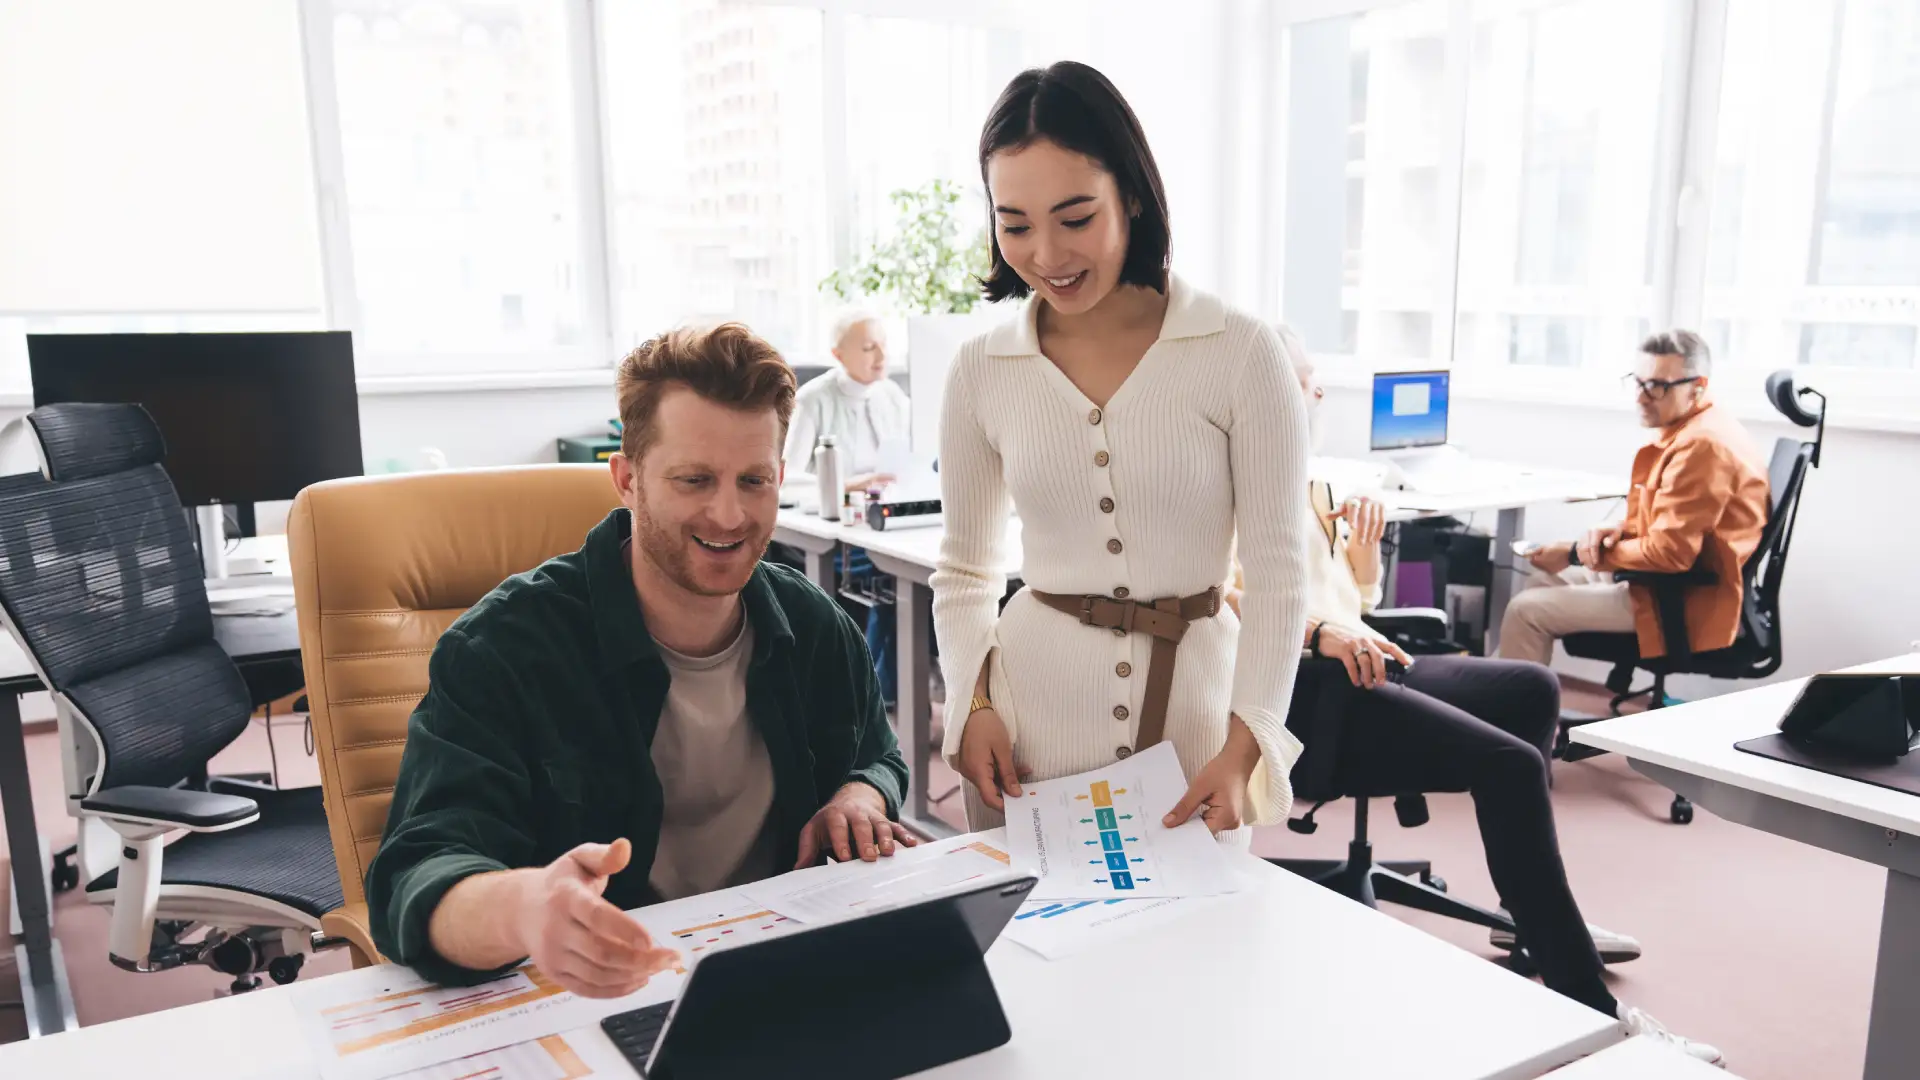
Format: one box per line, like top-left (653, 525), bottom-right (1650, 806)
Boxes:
top-left (631, 495), bottom-right (769, 598)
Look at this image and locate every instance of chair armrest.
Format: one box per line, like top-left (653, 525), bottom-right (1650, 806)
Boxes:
top-left (1611, 568), bottom-right (1717, 586)
top-left (1610, 567), bottom-right (1717, 662)
top-left (1363, 607), bottom-right (1451, 638)
top-left (80, 785), bottom-right (259, 832)
top-left (322, 902), bottom-right (385, 969)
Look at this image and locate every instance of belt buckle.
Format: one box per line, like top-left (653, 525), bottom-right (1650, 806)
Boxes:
top-left (1078, 596), bottom-right (1096, 626)
top-left (1205, 585), bottom-right (1222, 616)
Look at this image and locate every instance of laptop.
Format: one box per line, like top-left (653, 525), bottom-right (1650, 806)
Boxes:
top-left (602, 873), bottom-right (1038, 1079)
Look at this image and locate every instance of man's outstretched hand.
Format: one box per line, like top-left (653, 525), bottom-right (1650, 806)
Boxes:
top-left (511, 838), bottom-right (679, 999)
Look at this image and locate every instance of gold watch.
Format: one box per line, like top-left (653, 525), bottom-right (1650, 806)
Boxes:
top-left (968, 695), bottom-right (995, 716)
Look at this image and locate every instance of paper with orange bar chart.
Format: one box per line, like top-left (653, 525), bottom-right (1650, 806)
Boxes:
top-left (290, 961), bottom-right (651, 1080)
top-left (739, 832), bottom-right (1026, 925)
top-left (1004, 742), bottom-right (1244, 900)
top-left (291, 886), bottom-right (813, 1080)
top-left (383, 1030), bottom-right (627, 1080)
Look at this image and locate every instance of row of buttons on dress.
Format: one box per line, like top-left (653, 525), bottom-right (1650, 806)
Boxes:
top-left (1091, 406), bottom-right (1132, 761)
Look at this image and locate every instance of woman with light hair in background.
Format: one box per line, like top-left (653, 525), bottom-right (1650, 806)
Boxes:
top-left (784, 308), bottom-right (911, 494)
top-left (783, 308), bottom-right (914, 705)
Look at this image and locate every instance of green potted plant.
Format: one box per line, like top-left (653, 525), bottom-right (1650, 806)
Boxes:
top-left (821, 178), bottom-right (992, 315)
top-left (821, 179), bottom-right (1002, 450)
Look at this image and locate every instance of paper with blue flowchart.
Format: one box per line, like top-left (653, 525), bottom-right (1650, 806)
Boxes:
top-left (1004, 893), bottom-right (1233, 960)
top-left (1004, 742), bottom-right (1243, 901)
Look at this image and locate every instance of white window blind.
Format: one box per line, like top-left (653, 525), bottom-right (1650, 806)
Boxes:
top-left (0, 0), bottom-right (324, 317)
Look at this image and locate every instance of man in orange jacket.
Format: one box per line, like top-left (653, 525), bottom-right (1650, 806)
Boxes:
top-left (1499, 330), bottom-right (1770, 667)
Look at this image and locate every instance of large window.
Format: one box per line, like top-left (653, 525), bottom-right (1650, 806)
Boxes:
top-left (0, 0), bottom-right (324, 390)
top-left (601, 0), bottom-right (830, 362)
top-left (1272, 0), bottom-right (1920, 413)
top-left (5, 0), bottom-right (1087, 385)
top-left (1453, 0), bottom-right (1668, 372)
top-left (1702, 0), bottom-right (1920, 373)
top-left (841, 17), bottom-right (1009, 284)
top-left (323, 0), bottom-right (593, 368)
top-left (1279, 1), bottom-right (1452, 365)
top-left (1278, 0), bottom-right (1675, 376)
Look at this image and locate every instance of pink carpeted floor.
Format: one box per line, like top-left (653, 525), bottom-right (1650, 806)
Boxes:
top-left (0, 687), bottom-right (1882, 1077)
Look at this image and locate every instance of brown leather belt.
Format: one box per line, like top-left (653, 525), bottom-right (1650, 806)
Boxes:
top-left (1029, 586), bottom-right (1223, 752)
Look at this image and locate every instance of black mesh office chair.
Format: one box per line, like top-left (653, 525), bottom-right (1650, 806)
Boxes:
top-left (0, 403), bottom-right (341, 990)
top-left (1268, 612), bottom-right (1529, 969)
top-left (1557, 371), bottom-right (1825, 824)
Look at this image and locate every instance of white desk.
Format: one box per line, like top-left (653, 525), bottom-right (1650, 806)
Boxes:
top-left (1364, 463), bottom-right (1627, 654)
top-left (1546, 1035), bottom-right (1742, 1077)
top-left (772, 506), bottom-right (864, 594)
top-left (1572, 653), bottom-right (1920, 1080)
top-left (0, 850), bottom-right (1623, 1080)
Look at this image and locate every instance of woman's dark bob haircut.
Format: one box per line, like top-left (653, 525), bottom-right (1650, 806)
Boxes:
top-left (976, 61), bottom-right (1171, 303)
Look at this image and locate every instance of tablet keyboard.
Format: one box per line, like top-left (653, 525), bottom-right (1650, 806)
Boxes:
top-left (602, 1001), bottom-right (673, 1075)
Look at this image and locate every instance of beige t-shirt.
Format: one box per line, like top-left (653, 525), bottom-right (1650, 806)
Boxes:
top-left (648, 618), bottom-right (778, 901)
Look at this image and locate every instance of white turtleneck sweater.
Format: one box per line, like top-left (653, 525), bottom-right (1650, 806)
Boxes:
top-left (931, 276), bottom-right (1313, 841)
top-left (783, 367), bottom-right (911, 477)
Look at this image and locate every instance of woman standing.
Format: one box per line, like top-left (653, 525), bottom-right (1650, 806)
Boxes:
top-left (933, 62), bottom-right (1310, 841)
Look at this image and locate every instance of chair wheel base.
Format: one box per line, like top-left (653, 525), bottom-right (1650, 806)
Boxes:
top-left (51, 847), bottom-right (80, 893)
top-left (1505, 947), bottom-right (1539, 976)
top-left (1670, 795), bottom-right (1694, 824)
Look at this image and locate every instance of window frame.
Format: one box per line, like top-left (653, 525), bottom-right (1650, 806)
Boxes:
top-left (287, 0), bottom-right (1046, 384)
top-left (1268, 0), bottom-right (1920, 431)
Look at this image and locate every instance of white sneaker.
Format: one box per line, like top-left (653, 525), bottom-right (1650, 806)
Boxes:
top-left (1618, 1005), bottom-right (1726, 1068)
top-left (1490, 921), bottom-right (1643, 965)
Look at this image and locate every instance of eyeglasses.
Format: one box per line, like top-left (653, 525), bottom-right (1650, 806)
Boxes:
top-left (1623, 373), bottom-right (1702, 400)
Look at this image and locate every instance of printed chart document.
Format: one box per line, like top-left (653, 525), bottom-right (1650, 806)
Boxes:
top-left (1004, 742), bottom-right (1244, 900)
top-left (629, 890), bottom-right (805, 964)
top-left (289, 962), bottom-right (638, 1080)
top-left (290, 886), bottom-right (796, 1080)
top-left (741, 832), bottom-right (1022, 924)
top-left (384, 1030), bottom-right (627, 1080)
top-left (1003, 896), bottom-right (1222, 960)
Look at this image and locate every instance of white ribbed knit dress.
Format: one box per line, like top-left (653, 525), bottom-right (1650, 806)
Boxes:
top-left (932, 276), bottom-right (1313, 845)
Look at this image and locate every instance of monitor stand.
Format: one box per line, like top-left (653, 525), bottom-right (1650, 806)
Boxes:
top-left (195, 504), bottom-right (229, 582)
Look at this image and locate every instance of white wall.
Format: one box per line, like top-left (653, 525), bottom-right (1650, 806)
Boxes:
top-left (1316, 384), bottom-right (1920, 698)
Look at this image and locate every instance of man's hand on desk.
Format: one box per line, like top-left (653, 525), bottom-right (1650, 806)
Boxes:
top-left (512, 838), bottom-right (679, 999)
top-left (795, 781), bottom-right (918, 868)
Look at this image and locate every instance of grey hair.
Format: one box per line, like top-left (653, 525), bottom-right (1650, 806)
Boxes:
top-left (1641, 328), bottom-right (1711, 378)
top-left (829, 307), bottom-right (882, 351)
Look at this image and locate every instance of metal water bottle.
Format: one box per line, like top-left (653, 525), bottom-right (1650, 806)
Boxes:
top-left (815, 435), bottom-right (842, 521)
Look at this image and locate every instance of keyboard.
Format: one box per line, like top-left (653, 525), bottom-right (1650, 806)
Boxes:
top-left (602, 1000), bottom-right (673, 1075)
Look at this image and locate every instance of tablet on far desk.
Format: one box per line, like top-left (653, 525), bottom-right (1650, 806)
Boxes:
top-left (1734, 673), bottom-right (1920, 797)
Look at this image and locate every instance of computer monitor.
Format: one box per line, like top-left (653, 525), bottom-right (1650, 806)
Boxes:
top-left (1370, 370), bottom-right (1450, 452)
top-left (28, 331), bottom-right (364, 506)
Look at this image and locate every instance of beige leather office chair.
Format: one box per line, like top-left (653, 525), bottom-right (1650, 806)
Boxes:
top-left (288, 465), bottom-right (620, 966)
